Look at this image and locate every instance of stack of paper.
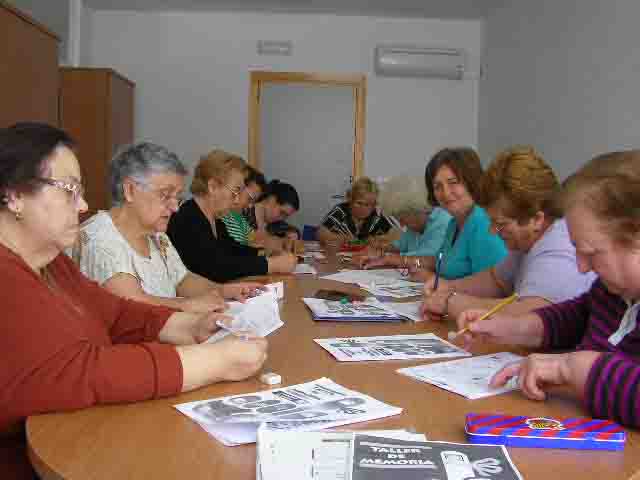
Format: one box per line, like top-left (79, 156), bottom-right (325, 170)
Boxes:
top-left (257, 429), bottom-right (524, 480)
top-left (314, 334), bottom-right (470, 362)
top-left (303, 297), bottom-right (405, 322)
top-left (174, 378), bottom-right (403, 446)
top-left (322, 269), bottom-right (423, 298)
top-left (205, 289), bottom-right (283, 343)
top-left (397, 352), bottom-right (524, 400)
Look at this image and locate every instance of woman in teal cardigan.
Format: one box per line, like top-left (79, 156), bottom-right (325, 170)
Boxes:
top-left (409, 147), bottom-right (507, 280)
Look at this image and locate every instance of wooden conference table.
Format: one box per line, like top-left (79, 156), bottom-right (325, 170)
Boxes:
top-left (27, 255), bottom-right (640, 479)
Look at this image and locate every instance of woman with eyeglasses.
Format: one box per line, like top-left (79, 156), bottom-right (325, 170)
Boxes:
top-left (75, 143), bottom-right (264, 313)
top-left (167, 149), bottom-right (297, 282)
top-left (454, 151), bottom-right (640, 428)
top-left (0, 124), bottom-right (267, 478)
top-left (317, 177), bottom-right (395, 245)
top-left (420, 146), bottom-right (596, 321)
top-left (354, 175), bottom-right (452, 269)
top-left (219, 165), bottom-right (266, 246)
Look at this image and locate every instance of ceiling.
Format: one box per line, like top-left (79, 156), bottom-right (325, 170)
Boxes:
top-left (83, 0), bottom-right (504, 19)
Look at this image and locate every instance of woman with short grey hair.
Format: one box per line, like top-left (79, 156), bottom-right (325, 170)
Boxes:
top-left (75, 142), bottom-right (264, 312)
top-left (356, 175), bottom-right (451, 269)
top-left (109, 142), bottom-right (187, 207)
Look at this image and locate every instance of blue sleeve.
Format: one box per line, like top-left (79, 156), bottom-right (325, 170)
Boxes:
top-left (404, 207), bottom-right (451, 257)
top-left (392, 232), bottom-right (410, 252)
top-left (468, 208), bottom-right (507, 274)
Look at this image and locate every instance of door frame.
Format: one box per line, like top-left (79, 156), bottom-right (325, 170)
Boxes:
top-left (248, 71), bottom-right (366, 179)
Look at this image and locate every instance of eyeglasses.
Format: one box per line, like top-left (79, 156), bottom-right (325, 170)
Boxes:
top-left (488, 218), bottom-right (512, 233)
top-left (224, 183), bottom-right (244, 199)
top-left (246, 188), bottom-right (257, 204)
top-left (37, 177), bottom-right (85, 205)
top-left (134, 181), bottom-right (185, 207)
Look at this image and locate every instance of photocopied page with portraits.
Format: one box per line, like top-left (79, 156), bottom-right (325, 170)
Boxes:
top-left (174, 378), bottom-right (402, 446)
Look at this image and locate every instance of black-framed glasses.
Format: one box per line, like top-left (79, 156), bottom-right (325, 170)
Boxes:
top-left (37, 177), bottom-right (85, 205)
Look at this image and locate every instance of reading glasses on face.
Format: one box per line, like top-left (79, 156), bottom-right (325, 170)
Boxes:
top-left (38, 177), bottom-right (85, 205)
top-left (224, 183), bottom-right (245, 199)
top-left (133, 180), bottom-right (185, 207)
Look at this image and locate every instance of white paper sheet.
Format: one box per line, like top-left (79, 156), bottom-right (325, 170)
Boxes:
top-left (264, 281), bottom-right (284, 300)
top-left (314, 334), bottom-right (470, 362)
top-left (321, 270), bottom-right (422, 298)
top-left (383, 301), bottom-right (423, 322)
top-left (205, 291), bottom-right (283, 343)
top-left (303, 298), bottom-right (405, 321)
top-left (397, 352), bottom-right (523, 400)
top-left (257, 429), bottom-right (428, 480)
top-left (257, 430), bottom-right (523, 480)
top-left (174, 378), bottom-right (403, 445)
top-left (294, 263), bottom-right (318, 275)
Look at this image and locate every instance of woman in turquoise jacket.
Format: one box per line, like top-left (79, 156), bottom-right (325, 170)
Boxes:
top-left (409, 147), bottom-right (507, 280)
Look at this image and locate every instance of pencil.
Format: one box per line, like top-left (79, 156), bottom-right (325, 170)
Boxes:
top-left (450, 293), bottom-right (518, 339)
top-left (433, 251), bottom-right (444, 290)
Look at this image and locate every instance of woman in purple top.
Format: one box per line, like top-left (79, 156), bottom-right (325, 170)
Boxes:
top-left (457, 150), bottom-right (640, 427)
top-left (421, 146), bottom-right (595, 320)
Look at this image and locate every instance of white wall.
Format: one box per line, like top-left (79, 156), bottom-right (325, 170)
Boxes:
top-left (479, 0), bottom-right (640, 179)
top-left (85, 10), bottom-right (481, 179)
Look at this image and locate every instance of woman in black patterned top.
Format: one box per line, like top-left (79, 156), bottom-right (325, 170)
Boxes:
top-left (317, 177), bottom-right (394, 244)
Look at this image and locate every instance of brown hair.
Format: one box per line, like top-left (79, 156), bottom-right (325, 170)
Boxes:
top-left (562, 150), bottom-right (640, 247)
top-left (477, 145), bottom-right (562, 222)
top-left (347, 177), bottom-right (379, 203)
top-left (190, 149), bottom-right (246, 195)
top-left (424, 147), bottom-right (483, 206)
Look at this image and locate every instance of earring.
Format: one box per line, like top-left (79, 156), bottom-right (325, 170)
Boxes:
top-left (14, 210), bottom-right (22, 221)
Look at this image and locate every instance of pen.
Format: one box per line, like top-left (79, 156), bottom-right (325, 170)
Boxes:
top-left (215, 319), bottom-right (251, 340)
top-left (449, 293), bottom-right (519, 340)
top-left (433, 251), bottom-right (444, 291)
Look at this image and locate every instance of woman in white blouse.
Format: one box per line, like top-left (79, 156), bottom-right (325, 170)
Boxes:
top-left (75, 142), bottom-right (263, 313)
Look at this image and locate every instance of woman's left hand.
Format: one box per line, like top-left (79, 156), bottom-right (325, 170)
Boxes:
top-left (490, 353), bottom-right (571, 401)
top-left (222, 282), bottom-right (266, 301)
top-left (161, 311), bottom-right (232, 345)
top-left (190, 312), bottom-right (232, 344)
top-left (491, 351), bottom-right (602, 401)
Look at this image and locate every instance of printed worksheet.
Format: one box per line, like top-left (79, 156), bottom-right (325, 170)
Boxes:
top-left (303, 298), bottom-right (405, 322)
top-left (175, 378), bottom-right (403, 446)
top-left (294, 263), bottom-right (318, 274)
top-left (314, 334), bottom-right (470, 362)
top-left (321, 270), bottom-right (422, 298)
top-left (257, 431), bottom-right (523, 480)
top-left (257, 430), bottom-right (427, 480)
top-left (397, 352), bottom-right (523, 400)
top-left (205, 291), bottom-right (283, 343)
top-left (383, 301), bottom-right (423, 322)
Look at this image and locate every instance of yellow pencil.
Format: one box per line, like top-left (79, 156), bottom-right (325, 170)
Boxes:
top-left (450, 293), bottom-right (519, 340)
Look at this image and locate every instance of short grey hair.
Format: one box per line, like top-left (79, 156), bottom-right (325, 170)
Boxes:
top-left (109, 142), bottom-right (188, 206)
top-left (378, 175), bottom-right (431, 218)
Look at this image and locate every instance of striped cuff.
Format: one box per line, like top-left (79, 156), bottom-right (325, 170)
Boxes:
top-left (584, 352), bottom-right (640, 428)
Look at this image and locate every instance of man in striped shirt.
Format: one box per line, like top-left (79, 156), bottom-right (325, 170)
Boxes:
top-left (456, 150), bottom-right (640, 428)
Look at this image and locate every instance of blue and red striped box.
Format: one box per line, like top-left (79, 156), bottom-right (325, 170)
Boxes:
top-left (465, 413), bottom-right (626, 451)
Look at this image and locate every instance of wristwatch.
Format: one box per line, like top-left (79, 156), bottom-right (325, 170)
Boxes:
top-left (442, 290), bottom-right (458, 319)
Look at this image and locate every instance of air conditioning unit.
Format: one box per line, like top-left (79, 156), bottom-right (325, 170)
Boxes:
top-left (374, 45), bottom-right (466, 80)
